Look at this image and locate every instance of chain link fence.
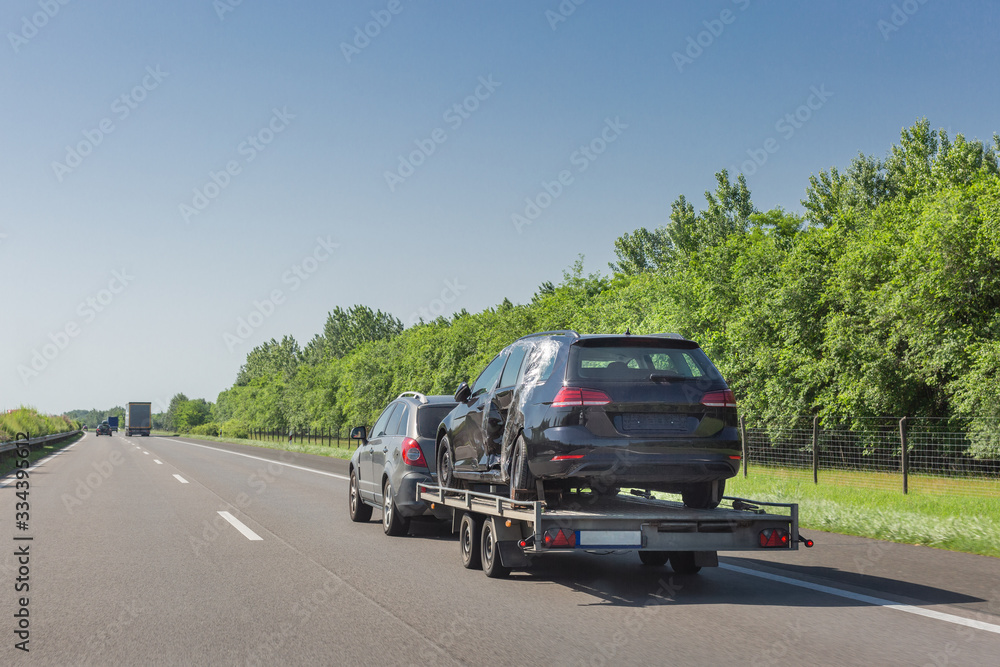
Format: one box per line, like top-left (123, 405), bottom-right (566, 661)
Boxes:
top-left (742, 416), bottom-right (1000, 497)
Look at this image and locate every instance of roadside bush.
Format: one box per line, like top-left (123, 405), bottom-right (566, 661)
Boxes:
top-left (219, 419), bottom-right (249, 439)
top-left (190, 422), bottom-right (220, 437)
top-left (0, 408), bottom-right (77, 441)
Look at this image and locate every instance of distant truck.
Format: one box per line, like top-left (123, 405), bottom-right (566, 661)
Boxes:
top-left (125, 402), bottom-right (152, 437)
top-left (107, 416), bottom-right (119, 432)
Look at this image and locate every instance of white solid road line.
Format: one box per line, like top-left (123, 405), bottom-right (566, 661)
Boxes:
top-left (158, 437), bottom-right (349, 480)
top-left (0, 439), bottom-right (80, 487)
top-left (154, 460), bottom-right (163, 464)
top-left (173, 474), bottom-right (189, 484)
top-left (720, 563), bottom-right (1000, 636)
top-left (218, 511), bottom-right (263, 541)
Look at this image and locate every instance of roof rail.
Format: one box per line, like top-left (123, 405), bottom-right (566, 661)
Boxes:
top-left (518, 329), bottom-right (580, 340)
top-left (397, 391), bottom-right (428, 404)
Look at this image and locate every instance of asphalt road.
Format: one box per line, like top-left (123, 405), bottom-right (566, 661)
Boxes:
top-left (2, 432), bottom-right (998, 666)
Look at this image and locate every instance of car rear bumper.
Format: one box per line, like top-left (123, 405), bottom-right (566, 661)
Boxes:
top-left (527, 426), bottom-right (740, 487)
top-left (395, 471), bottom-right (451, 519)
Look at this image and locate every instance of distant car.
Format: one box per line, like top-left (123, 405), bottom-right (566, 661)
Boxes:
top-left (82, 425), bottom-right (89, 431)
top-left (96, 422), bottom-right (111, 436)
top-left (435, 330), bottom-right (740, 509)
top-left (348, 392), bottom-right (458, 535)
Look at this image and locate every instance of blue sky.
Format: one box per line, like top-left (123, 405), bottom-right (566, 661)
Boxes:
top-left (2, 0), bottom-right (998, 415)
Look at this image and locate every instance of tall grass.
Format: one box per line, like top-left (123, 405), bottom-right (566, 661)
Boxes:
top-left (0, 407), bottom-right (78, 442)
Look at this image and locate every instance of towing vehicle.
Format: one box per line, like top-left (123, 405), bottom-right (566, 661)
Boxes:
top-left (417, 483), bottom-right (813, 578)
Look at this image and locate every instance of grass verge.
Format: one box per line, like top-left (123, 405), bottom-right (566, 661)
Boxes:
top-left (0, 433), bottom-right (83, 478)
top-left (158, 432), bottom-right (356, 461)
top-left (723, 467), bottom-right (1000, 558)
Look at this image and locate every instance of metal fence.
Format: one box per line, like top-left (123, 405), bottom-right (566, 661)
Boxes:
top-left (741, 416), bottom-right (1000, 496)
top-left (248, 426), bottom-right (356, 449)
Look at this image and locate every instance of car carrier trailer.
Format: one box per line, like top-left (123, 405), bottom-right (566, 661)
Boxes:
top-left (417, 484), bottom-right (813, 578)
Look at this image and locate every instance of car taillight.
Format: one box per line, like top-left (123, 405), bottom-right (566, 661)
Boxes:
top-left (759, 528), bottom-right (790, 548)
top-left (401, 438), bottom-right (428, 467)
top-left (551, 387), bottom-right (612, 407)
top-left (701, 389), bottom-right (737, 408)
top-left (542, 528), bottom-right (577, 548)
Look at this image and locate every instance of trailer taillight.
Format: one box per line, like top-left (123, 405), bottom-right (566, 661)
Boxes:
top-left (759, 528), bottom-right (790, 548)
top-left (542, 528), bottom-right (576, 548)
top-left (401, 438), bottom-right (428, 468)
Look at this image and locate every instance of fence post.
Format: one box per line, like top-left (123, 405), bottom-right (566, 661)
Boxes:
top-left (739, 415), bottom-right (747, 477)
top-left (812, 415), bottom-right (819, 484)
top-left (900, 416), bottom-right (909, 494)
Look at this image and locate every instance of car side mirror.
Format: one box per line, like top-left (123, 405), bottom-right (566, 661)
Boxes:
top-left (351, 426), bottom-right (367, 443)
top-left (454, 381), bottom-right (472, 403)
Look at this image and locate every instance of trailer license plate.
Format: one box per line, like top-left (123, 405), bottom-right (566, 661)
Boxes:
top-left (577, 531), bottom-right (643, 548)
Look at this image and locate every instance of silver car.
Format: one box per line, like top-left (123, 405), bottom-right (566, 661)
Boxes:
top-left (348, 392), bottom-right (457, 536)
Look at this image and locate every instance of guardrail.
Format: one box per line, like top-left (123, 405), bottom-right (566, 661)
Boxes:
top-left (0, 430), bottom-right (82, 456)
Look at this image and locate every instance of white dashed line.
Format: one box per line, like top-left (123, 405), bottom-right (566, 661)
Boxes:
top-left (173, 474), bottom-right (188, 484)
top-left (218, 511), bottom-right (263, 541)
top-left (154, 460), bottom-right (162, 464)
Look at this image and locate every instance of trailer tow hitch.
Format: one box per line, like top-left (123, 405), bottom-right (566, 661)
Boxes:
top-left (798, 535), bottom-right (815, 548)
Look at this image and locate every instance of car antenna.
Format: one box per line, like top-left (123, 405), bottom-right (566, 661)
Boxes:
top-left (625, 327), bottom-right (631, 336)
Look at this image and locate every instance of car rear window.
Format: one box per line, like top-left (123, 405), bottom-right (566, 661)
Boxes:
top-left (416, 405), bottom-right (455, 438)
top-left (567, 340), bottom-right (722, 382)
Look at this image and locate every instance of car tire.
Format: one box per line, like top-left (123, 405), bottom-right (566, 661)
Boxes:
top-left (348, 469), bottom-right (372, 523)
top-left (382, 478), bottom-right (410, 537)
top-left (460, 513), bottom-right (482, 570)
top-left (669, 551), bottom-right (702, 575)
top-left (681, 480), bottom-right (725, 510)
top-left (638, 551), bottom-right (670, 567)
top-left (437, 435), bottom-right (460, 491)
top-left (481, 518), bottom-right (511, 579)
top-left (509, 435), bottom-right (535, 501)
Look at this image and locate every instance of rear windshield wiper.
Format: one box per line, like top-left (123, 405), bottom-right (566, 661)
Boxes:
top-left (649, 373), bottom-right (681, 382)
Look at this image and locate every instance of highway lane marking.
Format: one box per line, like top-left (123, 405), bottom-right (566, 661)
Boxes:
top-left (720, 563), bottom-right (1000, 636)
top-left (154, 460), bottom-right (163, 464)
top-left (218, 511), bottom-right (263, 541)
top-left (173, 474), bottom-right (189, 484)
top-left (144, 452), bottom-right (149, 455)
top-left (157, 438), bottom-right (349, 481)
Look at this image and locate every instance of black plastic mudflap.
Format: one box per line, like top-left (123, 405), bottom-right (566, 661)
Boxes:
top-left (693, 551), bottom-right (719, 568)
top-left (498, 542), bottom-right (532, 568)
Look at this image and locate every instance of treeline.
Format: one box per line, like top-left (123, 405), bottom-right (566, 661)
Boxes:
top-left (190, 120), bottom-right (1000, 456)
top-left (1, 408), bottom-right (79, 442)
top-left (65, 406), bottom-right (125, 429)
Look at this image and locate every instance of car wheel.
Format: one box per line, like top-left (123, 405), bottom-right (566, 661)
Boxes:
top-left (382, 478), bottom-right (410, 537)
top-left (681, 480), bottom-right (725, 510)
top-left (481, 518), bottom-right (511, 579)
top-left (638, 551), bottom-right (670, 567)
top-left (348, 469), bottom-right (372, 522)
top-left (437, 435), bottom-right (460, 491)
top-left (509, 435), bottom-right (536, 501)
top-left (669, 551), bottom-right (702, 575)
top-left (460, 513), bottom-right (482, 570)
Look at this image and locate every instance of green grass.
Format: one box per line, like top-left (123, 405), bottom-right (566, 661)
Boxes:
top-left (0, 433), bottom-right (83, 478)
top-left (160, 432), bottom-right (356, 461)
top-left (721, 467), bottom-right (1000, 558)
top-left (0, 407), bottom-right (78, 442)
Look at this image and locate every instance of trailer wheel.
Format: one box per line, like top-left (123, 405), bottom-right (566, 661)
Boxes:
top-left (669, 551), bottom-right (702, 575)
top-left (460, 513), bottom-right (482, 570)
top-left (481, 518), bottom-right (511, 579)
top-left (681, 480), bottom-right (725, 510)
top-left (348, 469), bottom-right (372, 522)
top-left (638, 551), bottom-right (669, 567)
top-left (509, 435), bottom-right (535, 501)
top-left (382, 478), bottom-right (410, 537)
